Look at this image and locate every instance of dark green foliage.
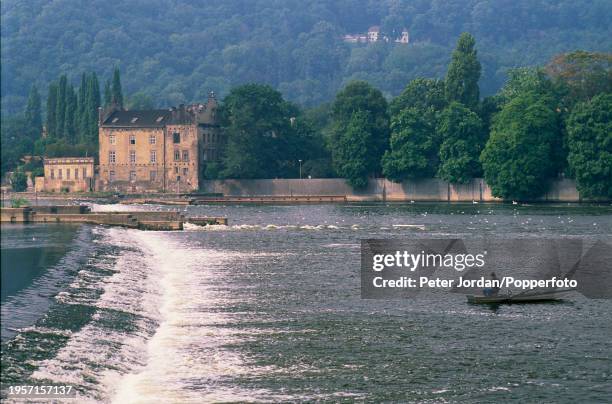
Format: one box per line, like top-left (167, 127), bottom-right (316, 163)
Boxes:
top-left (480, 91), bottom-right (560, 200)
top-left (546, 51), bottom-right (612, 105)
top-left (329, 81), bottom-right (389, 187)
top-left (55, 75), bottom-right (67, 139)
top-left (111, 68), bottom-right (123, 108)
top-left (0, 116), bottom-right (34, 176)
top-left (445, 33), bottom-right (481, 109)
top-left (103, 80), bottom-right (112, 107)
top-left (437, 102), bottom-right (484, 183)
top-left (11, 169), bottom-right (28, 192)
top-left (46, 83), bottom-right (58, 139)
top-left (3, 1), bottom-right (610, 114)
top-left (127, 92), bottom-right (154, 110)
top-left (566, 93), bottom-right (612, 199)
top-left (24, 85), bottom-right (42, 138)
top-left (219, 83), bottom-right (310, 179)
top-left (389, 78), bottom-right (446, 117)
top-left (382, 107), bottom-right (439, 181)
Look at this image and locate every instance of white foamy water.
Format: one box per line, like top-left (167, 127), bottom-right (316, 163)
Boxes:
top-left (28, 226), bottom-right (287, 403)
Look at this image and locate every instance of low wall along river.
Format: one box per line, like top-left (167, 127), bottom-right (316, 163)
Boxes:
top-left (201, 178), bottom-right (585, 202)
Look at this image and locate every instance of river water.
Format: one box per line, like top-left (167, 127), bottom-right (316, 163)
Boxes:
top-left (1, 202), bottom-right (611, 403)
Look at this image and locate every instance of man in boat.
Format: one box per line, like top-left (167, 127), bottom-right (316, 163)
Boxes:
top-left (483, 272), bottom-right (500, 296)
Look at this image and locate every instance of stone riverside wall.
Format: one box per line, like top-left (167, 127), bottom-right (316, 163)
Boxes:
top-left (201, 178), bottom-right (585, 202)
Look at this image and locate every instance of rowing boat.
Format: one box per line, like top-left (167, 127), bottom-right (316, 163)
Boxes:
top-left (466, 288), bottom-right (576, 304)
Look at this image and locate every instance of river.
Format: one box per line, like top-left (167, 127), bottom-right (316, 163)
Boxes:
top-left (1, 202), bottom-right (611, 402)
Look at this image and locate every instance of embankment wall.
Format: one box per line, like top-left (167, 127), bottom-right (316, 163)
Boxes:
top-left (201, 178), bottom-right (586, 202)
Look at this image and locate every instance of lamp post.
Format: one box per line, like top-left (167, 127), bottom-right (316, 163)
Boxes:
top-left (298, 159), bottom-right (303, 180)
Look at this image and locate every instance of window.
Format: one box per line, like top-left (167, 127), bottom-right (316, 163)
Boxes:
top-left (131, 117), bottom-right (139, 123)
top-left (174, 166), bottom-right (179, 174)
top-left (109, 134), bottom-right (116, 144)
top-left (50, 169), bottom-right (55, 179)
top-left (74, 169), bottom-right (79, 179)
top-left (58, 169), bottom-right (63, 179)
top-left (182, 150), bottom-right (189, 161)
top-left (82, 168), bottom-right (87, 178)
top-left (130, 135), bottom-right (136, 145)
top-left (66, 169), bottom-right (70, 180)
top-left (112, 117), bottom-right (119, 123)
top-left (177, 175), bottom-right (181, 181)
top-left (156, 116), bottom-right (164, 123)
top-left (182, 167), bottom-right (188, 176)
top-left (174, 150), bottom-right (180, 161)
top-left (130, 150), bottom-right (136, 164)
top-left (149, 134), bottom-right (156, 144)
top-left (109, 151), bottom-right (116, 164)
top-left (173, 132), bottom-right (180, 143)
top-left (129, 171), bottom-right (136, 181)
top-left (150, 150), bottom-right (157, 163)
top-left (109, 170), bottom-right (115, 181)
top-left (150, 171), bottom-right (157, 181)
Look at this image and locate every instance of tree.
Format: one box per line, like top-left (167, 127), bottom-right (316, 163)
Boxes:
top-left (437, 102), bottom-right (484, 183)
top-left (480, 91), bottom-right (559, 200)
top-left (382, 107), bottom-right (440, 181)
top-left (332, 111), bottom-right (374, 188)
top-left (329, 81), bottom-right (389, 186)
top-left (55, 75), bottom-right (68, 140)
top-left (103, 79), bottom-right (112, 107)
top-left (219, 83), bottom-right (298, 179)
top-left (46, 83), bottom-right (58, 139)
top-left (111, 67), bottom-right (124, 108)
top-left (445, 33), bottom-right (481, 109)
top-left (545, 51), bottom-right (612, 105)
top-left (85, 73), bottom-right (101, 144)
top-left (389, 78), bottom-right (446, 116)
top-left (24, 85), bottom-right (42, 139)
top-left (11, 169), bottom-right (28, 192)
top-left (566, 93), bottom-right (612, 199)
top-left (78, 73), bottom-right (89, 140)
top-left (63, 84), bottom-right (77, 142)
top-left (127, 92), bottom-right (154, 110)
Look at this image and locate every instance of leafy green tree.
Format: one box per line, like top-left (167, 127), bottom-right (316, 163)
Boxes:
top-left (480, 91), bottom-right (559, 200)
top-left (24, 85), bottom-right (42, 138)
top-left (389, 78), bottom-right (446, 117)
top-left (437, 102), bottom-right (484, 183)
top-left (78, 73), bottom-right (89, 140)
top-left (127, 92), bottom-right (154, 110)
top-left (545, 51), bottom-right (612, 105)
top-left (219, 83), bottom-right (297, 179)
top-left (85, 73), bottom-right (101, 144)
top-left (329, 81), bottom-right (389, 186)
top-left (11, 169), bottom-right (28, 192)
top-left (566, 93), bottom-right (612, 199)
top-left (382, 107), bottom-right (440, 181)
top-left (445, 33), bottom-right (481, 109)
top-left (111, 67), bottom-right (124, 108)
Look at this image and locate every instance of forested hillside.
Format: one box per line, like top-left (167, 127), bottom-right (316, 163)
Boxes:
top-left (2, 0), bottom-right (611, 114)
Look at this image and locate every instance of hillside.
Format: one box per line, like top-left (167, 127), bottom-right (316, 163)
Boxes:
top-left (1, 0), bottom-right (611, 113)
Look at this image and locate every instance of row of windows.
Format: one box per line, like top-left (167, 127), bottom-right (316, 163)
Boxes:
top-left (108, 168), bottom-right (189, 182)
top-left (108, 150), bottom-right (189, 164)
top-left (108, 132), bottom-right (183, 145)
top-left (50, 168), bottom-right (88, 179)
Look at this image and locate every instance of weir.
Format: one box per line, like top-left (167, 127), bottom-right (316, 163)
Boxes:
top-left (0, 206), bottom-right (227, 231)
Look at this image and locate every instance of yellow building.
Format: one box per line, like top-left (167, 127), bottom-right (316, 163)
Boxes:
top-left (35, 157), bottom-right (95, 192)
top-left (98, 94), bottom-right (222, 193)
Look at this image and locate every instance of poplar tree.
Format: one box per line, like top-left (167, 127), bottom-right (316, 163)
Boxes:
top-left (78, 73), bottom-right (88, 140)
top-left (55, 75), bottom-right (68, 140)
top-left (104, 79), bottom-right (112, 107)
top-left (87, 73), bottom-right (101, 143)
top-left (111, 67), bottom-right (123, 108)
top-left (46, 82), bottom-right (58, 139)
top-left (445, 33), bottom-right (481, 109)
top-left (63, 84), bottom-right (77, 142)
top-left (24, 84), bottom-right (42, 139)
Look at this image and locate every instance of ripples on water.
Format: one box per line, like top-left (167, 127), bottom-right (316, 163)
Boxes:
top-left (1, 203), bottom-right (611, 402)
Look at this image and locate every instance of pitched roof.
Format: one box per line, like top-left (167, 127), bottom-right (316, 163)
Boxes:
top-left (101, 110), bottom-right (173, 127)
